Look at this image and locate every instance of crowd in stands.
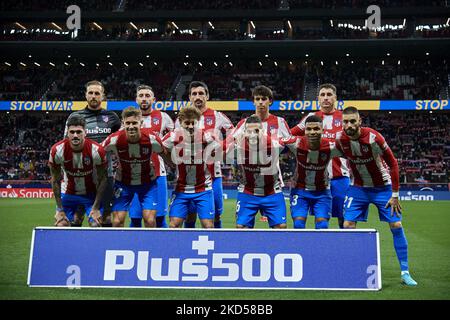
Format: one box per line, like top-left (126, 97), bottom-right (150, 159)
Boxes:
top-left (1, 111), bottom-right (448, 187)
top-left (1, 0), bottom-right (446, 11)
top-left (1, 59), bottom-right (448, 101)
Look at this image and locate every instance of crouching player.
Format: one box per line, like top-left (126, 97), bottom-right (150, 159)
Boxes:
top-left (162, 106), bottom-right (218, 229)
top-left (281, 115), bottom-right (344, 229)
top-left (230, 115), bottom-right (287, 229)
top-left (102, 107), bottom-right (164, 228)
top-left (336, 106), bottom-right (417, 286)
top-left (49, 114), bottom-right (107, 227)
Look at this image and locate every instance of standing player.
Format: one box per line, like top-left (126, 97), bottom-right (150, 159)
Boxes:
top-left (163, 105), bottom-right (217, 229)
top-left (291, 84), bottom-right (350, 229)
top-left (128, 85), bottom-right (174, 228)
top-left (231, 115), bottom-right (287, 229)
top-left (336, 107), bottom-right (417, 286)
top-left (49, 115), bottom-right (107, 227)
top-left (282, 115), bottom-right (343, 229)
top-left (232, 85), bottom-right (291, 223)
top-left (102, 107), bottom-right (164, 228)
top-left (178, 81), bottom-right (234, 228)
top-left (65, 80), bottom-right (121, 227)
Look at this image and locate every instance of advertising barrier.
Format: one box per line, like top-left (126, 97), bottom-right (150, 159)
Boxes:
top-left (28, 228), bottom-right (381, 290)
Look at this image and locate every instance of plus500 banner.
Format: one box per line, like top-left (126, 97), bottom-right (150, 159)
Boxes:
top-left (28, 228), bottom-right (381, 290)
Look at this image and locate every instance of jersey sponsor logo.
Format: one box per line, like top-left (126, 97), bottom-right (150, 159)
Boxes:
top-left (298, 162), bottom-right (327, 171)
top-left (103, 235), bottom-right (303, 283)
top-left (86, 127), bottom-right (112, 135)
top-left (66, 169), bottom-right (94, 177)
top-left (349, 157), bottom-right (374, 164)
top-left (323, 132), bottom-right (336, 139)
top-left (400, 191), bottom-right (434, 201)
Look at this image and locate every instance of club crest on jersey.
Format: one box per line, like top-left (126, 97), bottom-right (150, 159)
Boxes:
top-left (362, 145), bottom-right (369, 153)
top-left (102, 115), bottom-right (109, 123)
top-left (269, 126), bottom-right (277, 134)
top-left (84, 156), bottom-right (91, 165)
top-left (205, 117), bottom-right (213, 126)
top-left (321, 153), bottom-right (328, 161)
top-left (334, 119), bottom-right (342, 127)
top-left (142, 147), bottom-right (150, 155)
top-left (152, 118), bottom-right (160, 125)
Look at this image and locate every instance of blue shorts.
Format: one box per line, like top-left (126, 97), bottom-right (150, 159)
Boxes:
top-left (330, 176), bottom-right (350, 218)
top-left (236, 192), bottom-right (287, 228)
top-left (187, 177), bottom-right (223, 216)
top-left (129, 176), bottom-right (168, 219)
top-left (112, 181), bottom-right (157, 213)
top-left (344, 185), bottom-right (402, 223)
top-left (290, 188), bottom-right (331, 220)
top-left (61, 193), bottom-right (102, 223)
top-left (169, 190), bottom-right (215, 220)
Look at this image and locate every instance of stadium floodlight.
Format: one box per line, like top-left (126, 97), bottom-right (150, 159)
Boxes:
top-left (93, 22), bottom-right (103, 30)
top-left (67, 55), bottom-right (71, 58)
top-left (305, 53), bottom-right (309, 57)
top-left (51, 22), bottom-right (63, 31)
top-left (64, 62), bottom-right (69, 66)
top-left (330, 19), bottom-right (333, 27)
top-left (185, 54), bottom-right (189, 58)
top-left (274, 61), bottom-right (278, 66)
top-left (108, 62), bottom-right (113, 66)
top-left (250, 21), bottom-right (255, 29)
top-left (229, 62), bottom-right (233, 66)
top-left (208, 21), bottom-right (215, 29)
top-left (335, 61), bottom-right (338, 65)
top-left (225, 54), bottom-right (229, 58)
top-left (28, 54), bottom-right (32, 58)
top-left (80, 62), bottom-right (85, 67)
top-left (426, 52), bottom-right (430, 56)
top-left (346, 53), bottom-right (350, 57)
top-left (382, 60), bottom-right (385, 65)
top-left (129, 22), bottom-right (138, 30)
top-left (107, 54), bottom-right (111, 58)
top-left (258, 61), bottom-right (262, 66)
top-left (351, 60), bottom-right (354, 64)
top-left (320, 61), bottom-right (324, 66)
top-left (213, 62), bottom-right (218, 67)
top-left (184, 62), bottom-right (188, 66)
top-left (4, 62), bottom-right (11, 66)
top-left (398, 60), bottom-right (401, 65)
top-left (289, 61), bottom-right (293, 65)
top-left (34, 62), bottom-right (40, 66)
top-left (20, 62), bottom-right (26, 67)
top-left (265, 54), bottom-right (269, 58)
top-left (387, 53), bottom-right (391, 56)
top-left (146, 55), bottom-right (150, 58)
top-left (171, 21), bottom-right (179, 30)
top-left (198, 62), bottom-right (203, 67)
top-left (96, 63), bottom-right (100, 67)
top-left (15, 22), bottom-right (26, 30)
top-left (154, 62), bottom-right (158, 66)
top-left (139, 62), bottom-right (143, 67)
top-left (287, 20), bottom-right (292, 29)
top-left (124, 62), bottom-right (128, 67)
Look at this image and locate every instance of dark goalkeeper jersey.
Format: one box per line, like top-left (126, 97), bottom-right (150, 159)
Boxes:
top-left (65, 106), bottom-right (121, 143)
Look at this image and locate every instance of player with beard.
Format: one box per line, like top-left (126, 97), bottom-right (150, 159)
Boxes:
top-left (128, 85), bottom-right (174, 228)
top-left (64, 80), bottom-right (121, 227)
top-left (291, 84), bottom-right (350, 229)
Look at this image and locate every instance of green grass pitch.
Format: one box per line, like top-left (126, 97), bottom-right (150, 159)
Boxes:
top-left (0, 198), bottom-right (449, 300)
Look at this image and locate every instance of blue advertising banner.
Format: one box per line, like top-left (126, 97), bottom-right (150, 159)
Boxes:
top-left (1, 100), bottom-right (448, 111)
top-left (28, 228), bottom-right (381, 290)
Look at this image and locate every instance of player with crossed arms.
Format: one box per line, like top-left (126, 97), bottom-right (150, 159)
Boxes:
top-left (49, 114), bottom-right (107, 227)
top-left (336, 106), bottom-right (418, 286)
top-left (102, 107), bottom-right (164, 228)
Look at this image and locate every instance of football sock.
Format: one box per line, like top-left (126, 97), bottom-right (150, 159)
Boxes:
top-left (315, 220), bottom-right (329, 229)
top-left (129, 218), bottom-right (142, 228)
top-left (293, 219), bottom-right (306, 229)
top-left (214, 219), bottom-right (222, 229)
top-left (391, 227), bottom-right (409, 272)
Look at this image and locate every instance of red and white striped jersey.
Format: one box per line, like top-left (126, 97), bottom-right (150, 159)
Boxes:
top-left (49, 138), bottom-right (106, 195)
top-left (102, 129), bottom-right (163, 185)
top-left (232, 136), bottom-right (284, 196)
top-left (141, 110), bottom-right (174, 177)
top-left (162, 128), bottom-right (218, 193)
top-left (233, 114), bottom-right (291, 139)
top-left (291, 110), bottom-right (350, 179)
top-left (175, 107), bottom-right (234, 178)
top-left (335, 127), bottom-right (400, 190)
top-left (281, 136), bottom-right (343, 191)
